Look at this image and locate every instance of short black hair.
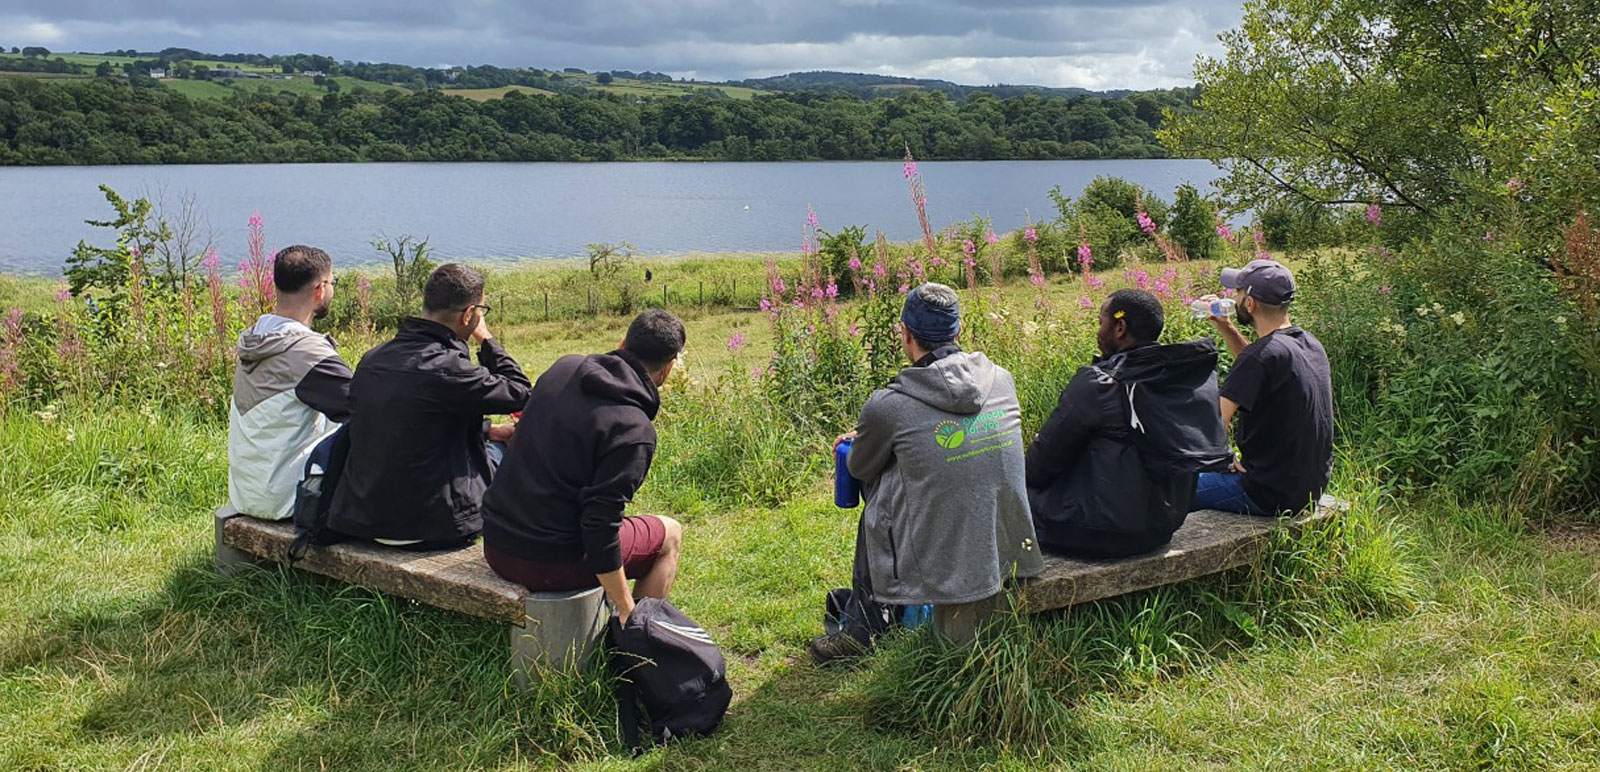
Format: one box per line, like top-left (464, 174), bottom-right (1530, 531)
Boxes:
top-left (624, 309), bottom-right (686, 369)
top-left (1106, 289), bottom-right (1165, 343)
top-left (422, 264), bottom-right (486, 313)
top-left (273, 245), bottom-right (331, 294)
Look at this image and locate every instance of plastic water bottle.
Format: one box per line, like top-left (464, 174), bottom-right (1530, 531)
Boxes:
top-left (834, 438), bottom-right (861, 508)
top-left (1189, 298), bottom-right (1235, 319)
top-left (901, 604), bottom-right (934, 629)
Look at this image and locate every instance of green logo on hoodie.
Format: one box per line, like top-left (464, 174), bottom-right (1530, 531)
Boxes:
top-left (934, 421), bottom-right (966, 449)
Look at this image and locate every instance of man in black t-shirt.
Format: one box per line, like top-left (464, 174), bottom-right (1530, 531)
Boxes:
top-left (1195, 259), bottom-right (1333, 515)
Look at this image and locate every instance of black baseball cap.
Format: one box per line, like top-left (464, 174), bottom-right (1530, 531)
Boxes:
top-left (1220, 258), bottom-right (1296, 305)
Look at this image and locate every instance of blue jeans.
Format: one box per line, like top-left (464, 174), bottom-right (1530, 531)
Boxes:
top-left (1193, 472), bottom-right (1269, 516)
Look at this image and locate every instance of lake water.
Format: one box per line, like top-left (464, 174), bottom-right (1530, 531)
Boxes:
top-left (0, 160), bottom-right (1220, 275)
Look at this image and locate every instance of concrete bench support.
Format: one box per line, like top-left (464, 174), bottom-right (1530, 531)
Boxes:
top-left (212, 505), bottom-right (605, 685)
top-left (511, 587), bottom-right (609, 688)
top-left (214, 508), bottom-right (260, 576)
top-left (932, 594), bottom-right (1001, 646)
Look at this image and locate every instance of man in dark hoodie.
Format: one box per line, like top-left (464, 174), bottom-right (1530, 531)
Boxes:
top-left (329, 264), bottom-right (532, 551)
top-left (481, 309), bottom-right (686, 624)
top-left (1025, 289), bottom-right (1232, 557)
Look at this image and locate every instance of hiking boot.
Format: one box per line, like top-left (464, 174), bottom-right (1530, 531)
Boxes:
top-left (808, 632), bottom-right (868, 665)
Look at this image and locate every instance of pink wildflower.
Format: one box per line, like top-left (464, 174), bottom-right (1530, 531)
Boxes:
top-left (1366, 203), bottom-right (1382, 228)
top-left (202, 250), bottom-right (220, 271)
top-left (1077, 242), bottom-right (1092, 266)
top-left (1137, 211), bottom-right (1157, 235)
top-left (903, 159), bottom-right (918, 180)
top-left (1030, 274), bottom-right (1046, 290)
top-left (825, 281), bottom-right (839, 299)
top-left (1078, 296), bottom-right (1093, 310)
top-left (1024, 227), bottom-right (1038, 243)
top-left (1484, 231), bottom-right (1497, 242)
top-left (1085, 275), bottom-right (1106, 290)
top-left (55, 288), bottom-right (71, 302)
top-left (848, 255), bottom-right (863, 273)
top-left (962, 239), bottom-right (976, 257)
top-left (1216, 222), bottom-right (1233, 241)
top-left (806, 206), bottom-right (819, 228)
top-left (1378, 284), bottom-right (1393, 296)
top-left (848, 323), bottom-right (860, 337)
top-left (759, 298), bottom-right (772, 311)
top-left (129, 245), bottom-right (142, 258)
top-left (985, 230), bottom-right (998, 245)
top-left (727, 332), bottom-right (747, 352)
top-left (1506, 178), bottom-right (1524, 193)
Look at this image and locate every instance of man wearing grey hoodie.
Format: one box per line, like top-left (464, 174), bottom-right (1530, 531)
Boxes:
top-left (811, 283), bottom-right (1045, 663)
top-left (228, 246), bottom-right (352, 520)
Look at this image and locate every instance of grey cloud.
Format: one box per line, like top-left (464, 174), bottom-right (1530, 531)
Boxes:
top-left (0, 0), bottom-right (1240, 89)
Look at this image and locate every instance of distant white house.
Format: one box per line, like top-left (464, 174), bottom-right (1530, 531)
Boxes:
top-left (301, 70), bottom-right (326, 78)
top-left (149, 68), bottom-right (168, 79)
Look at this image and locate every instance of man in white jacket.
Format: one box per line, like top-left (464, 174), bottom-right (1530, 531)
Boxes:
top-left (228, 245), bottom-right (352, 519)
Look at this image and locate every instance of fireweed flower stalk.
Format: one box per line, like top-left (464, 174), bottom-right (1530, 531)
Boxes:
top-left (239, 212), bottom-right (275, 319)
top-left (0, 308), bottom-right (23, 396)
top-left (1023, 220), bottom-right (1051, 315)
top-left (203, 250), bottom-right (230, 356)
top-left (53, 290), bottom-right (87, 379)
top-left (903, 146), bottom-right (940, 265)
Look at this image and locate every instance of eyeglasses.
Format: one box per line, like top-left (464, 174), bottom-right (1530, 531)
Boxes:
top-left (465, 303), bottom-right (492, 316)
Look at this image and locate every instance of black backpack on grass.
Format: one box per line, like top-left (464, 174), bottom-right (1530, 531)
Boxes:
top-left (607, 598), bottom-right (732, 751)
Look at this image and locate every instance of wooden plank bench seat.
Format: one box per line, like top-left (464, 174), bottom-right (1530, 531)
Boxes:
top-left (213, 506), bottom-right (606, 684)
top-left (216, 495), bottom-right (1343, 672)
top-left (1018, 494), bottom-right (1344, 614)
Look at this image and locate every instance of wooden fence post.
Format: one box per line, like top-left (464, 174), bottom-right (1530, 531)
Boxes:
top-left (662, 285), bottom-right (668, 309)
top-left (588, 288), bottom-right (594, 316)
top-left (699, 281), bottom-right (704, 307)
top-left (543, 291), bottom-right (549, 321)
top-left (731, 278), bottom-right (737, 307)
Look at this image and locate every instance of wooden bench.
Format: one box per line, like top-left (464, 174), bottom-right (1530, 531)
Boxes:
top-left (926, 495), bottom-right (1344, 642)
top-left (216, 496), bottom-right (1343, 670)
top-left (1017, 494), bottom-right (1344, 613)
top-left (213, 506), bottom-right (606, 686)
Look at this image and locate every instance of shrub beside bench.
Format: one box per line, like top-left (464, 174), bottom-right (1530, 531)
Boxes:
top-left (215, 495), bottom-right (1342, 682)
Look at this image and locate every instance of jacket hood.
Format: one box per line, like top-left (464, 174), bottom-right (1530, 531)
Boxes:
top-left (1102, 339), bottom-right (1219, 390)
top-left (889, 350), bottom-right (996, 415)
top-left (237, 322), bottom-right (319, 371)
top-left (579, 351), bottom-right (661, 419)
top-left (1100, 338), bottom-right (1230, 474)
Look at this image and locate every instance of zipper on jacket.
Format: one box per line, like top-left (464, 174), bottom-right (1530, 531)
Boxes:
top-left (887, 526), bottom-right (900, 580)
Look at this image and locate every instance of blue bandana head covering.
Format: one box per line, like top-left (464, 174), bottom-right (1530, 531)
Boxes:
top-left (901, 283), bottom-right (961, 342)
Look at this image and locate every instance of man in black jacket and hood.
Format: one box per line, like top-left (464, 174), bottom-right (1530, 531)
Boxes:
top-left (329, 264), bottom-right (531, 551)
top-left (482, 309), bottom-right (686, 625)
top-left (1025, 289), bottom-right (1231, 557)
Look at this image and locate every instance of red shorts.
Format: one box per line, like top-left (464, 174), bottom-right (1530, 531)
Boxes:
top-left (485, 515), bottom-right (666, 592)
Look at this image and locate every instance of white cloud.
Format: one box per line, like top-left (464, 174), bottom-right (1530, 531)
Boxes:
top-left (0, 1), bottom-right (1244, 89)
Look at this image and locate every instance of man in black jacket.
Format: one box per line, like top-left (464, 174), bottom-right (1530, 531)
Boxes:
top-left (329, 264), bottom-right (532, 550)
top-left (481, 309), bottom-right (686, 624)
top-left (1025, 289), bottom-right (1231, 557)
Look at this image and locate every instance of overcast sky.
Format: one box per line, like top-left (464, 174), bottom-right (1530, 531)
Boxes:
top-left (1, 1), bottom-right (1241, 89)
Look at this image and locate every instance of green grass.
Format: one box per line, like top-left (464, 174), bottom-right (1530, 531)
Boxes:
top-left (3, 255), bottom-right (1598, 769)
top-left (1, 403), bottom-right (1595, 770)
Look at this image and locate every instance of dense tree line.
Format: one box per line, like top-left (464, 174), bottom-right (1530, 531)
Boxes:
top-left (0, 76), bottom-right (1191, 165)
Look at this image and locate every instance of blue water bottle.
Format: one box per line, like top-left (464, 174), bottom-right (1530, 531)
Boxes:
top-left (834, 438), bottom-right (861, 508)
